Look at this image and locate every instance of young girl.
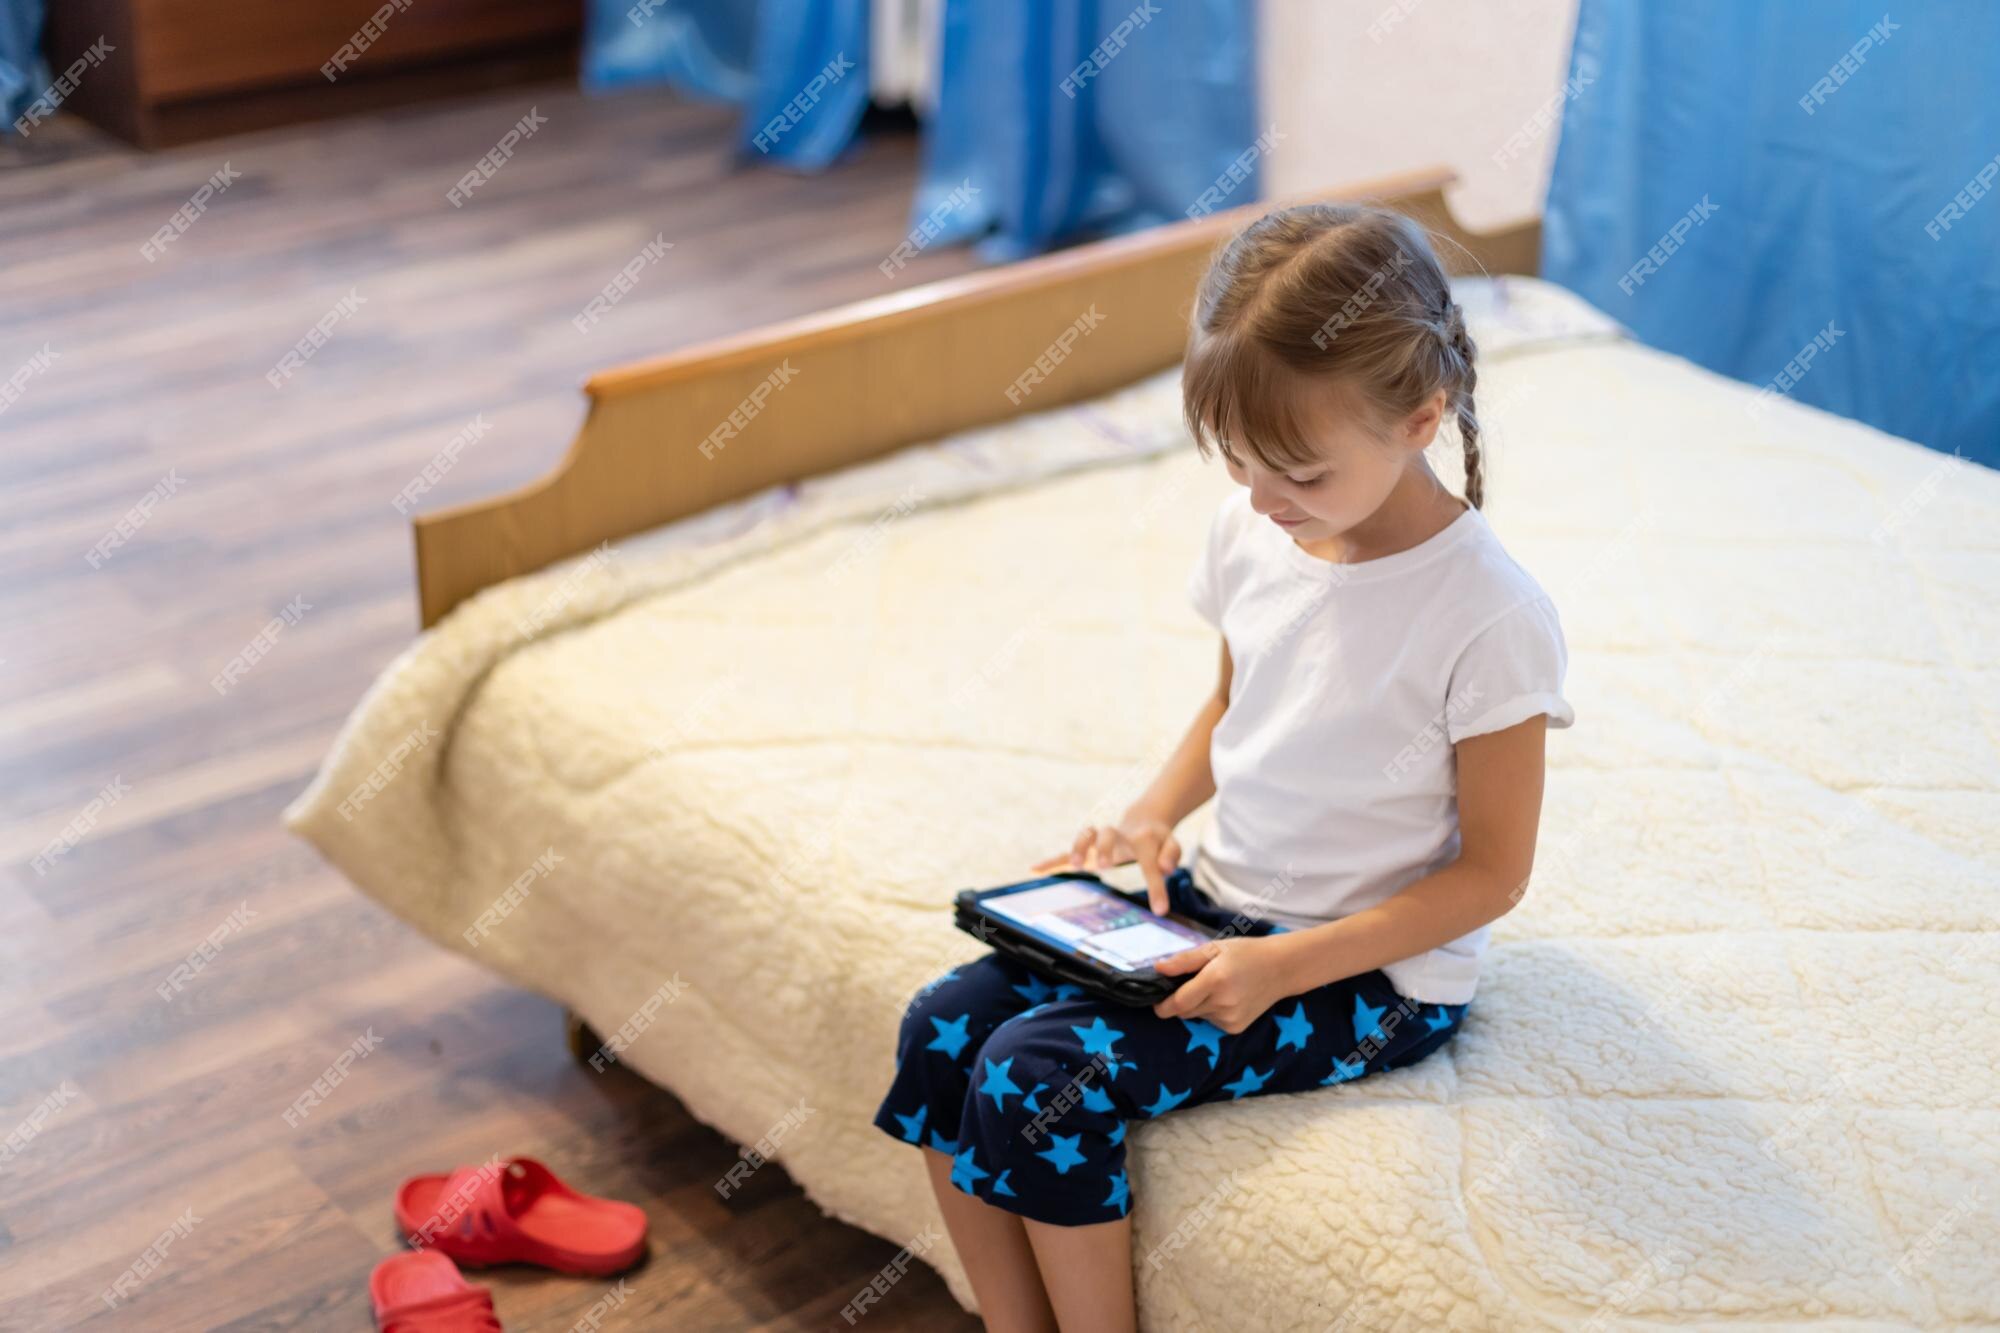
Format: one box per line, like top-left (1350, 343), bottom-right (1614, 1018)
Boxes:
top-left (871, 202), bottom-right (1572, 1332)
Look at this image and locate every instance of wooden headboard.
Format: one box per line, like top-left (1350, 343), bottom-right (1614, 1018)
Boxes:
top-left (413, 166), bottom-right (1540, 627)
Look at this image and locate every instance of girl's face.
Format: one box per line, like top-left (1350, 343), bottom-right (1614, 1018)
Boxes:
top-left (1223, 384), bottom-right (1446, 541)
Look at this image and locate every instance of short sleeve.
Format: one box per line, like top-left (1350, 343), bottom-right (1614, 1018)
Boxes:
top-left (1186, 499), bottom-right (1228, 629)
top-left (1445, 596), bottom-right (1575, 743)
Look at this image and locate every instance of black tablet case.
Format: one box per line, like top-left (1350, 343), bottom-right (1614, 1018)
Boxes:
top-left (952, 871), bottom-right (1217, 1008)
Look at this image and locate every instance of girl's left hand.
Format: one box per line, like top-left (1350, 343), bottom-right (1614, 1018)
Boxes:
top-left (1150, 935), bottom-right (1298, 1034)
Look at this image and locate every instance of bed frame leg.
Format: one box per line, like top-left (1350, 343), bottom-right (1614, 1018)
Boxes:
top-left (564, 1009), bottom-right (603, 1065)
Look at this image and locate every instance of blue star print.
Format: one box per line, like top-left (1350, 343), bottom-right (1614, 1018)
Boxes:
top-left (950, 1146), bottom-right (989, 1193)
top-left (1079, 1082), bottom-right (1116, 1115)
top-left (927, 1130), bottom-right (958, 1155)
top-left (892, 1103), bottom-right (927, 1144)
top-left (1011, 973), bottom-right (1056, 1005)
top-left (927, 1013), bottom-right (972, 1060)
top-left (992, 1169), bottom-right (1016, 1197)
top-left (1141, 1084), bottom-right (1190, 1117)
top-left (1352, 995), bottom-right (1388, 1046)
top-left (1022, 1081), bottom-right (1049, 1114)
top-left (1108, 1120), bottom-right (1126, 1146)
top-left (1424, 1006), bottom-right (1455, 1034)
top-left (1322, 1056), bottom-right (1365, 1085)
top-left (1104, 1170), bottom-right (1130, 1217)
top-left (1182, 1017), bottom-right (1224, 1068)
top-left (1071, 1016), bottom-right (1135, 1078)
top-left (1221, 1065), bottom-right (1272, 1098)
top-left (1036, 1133), bottom-right (1087, 1175)
top-left (980, 1056), bottom-right (1024, 1111)
top-left (1273, 1002), bottom-right (1315, 1052)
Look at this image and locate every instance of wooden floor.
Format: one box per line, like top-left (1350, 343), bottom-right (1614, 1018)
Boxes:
top-left (0, 85), bottom-right (984, 1332)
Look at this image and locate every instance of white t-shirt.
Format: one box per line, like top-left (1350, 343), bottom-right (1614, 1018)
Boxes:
top-left (1185, 489), bottom-right (1573, 1004)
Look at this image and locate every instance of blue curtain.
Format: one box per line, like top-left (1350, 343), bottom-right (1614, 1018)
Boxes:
top-left (1544, 1), bottom-right (2000, 464)
top-left (1, 0), bottom-right (46, 129)
top-left (582, 0), bottom-right (870, 170)
top-left (913, 0), bottom-right (1262, 259)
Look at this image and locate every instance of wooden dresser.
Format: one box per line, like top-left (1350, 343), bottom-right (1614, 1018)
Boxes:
top-left (42, 0), bottom-right (583, 147)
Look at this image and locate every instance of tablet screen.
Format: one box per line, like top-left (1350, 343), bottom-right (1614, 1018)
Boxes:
top-left (980, 880), bottom-right (1214, 971)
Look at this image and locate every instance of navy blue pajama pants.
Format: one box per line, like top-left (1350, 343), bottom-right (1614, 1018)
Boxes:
top-left (870, 866), bottom-right (1467, 1228)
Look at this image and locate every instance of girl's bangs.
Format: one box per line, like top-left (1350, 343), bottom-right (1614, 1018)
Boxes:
top-left (1180, 330), bottom-right (1328, 473)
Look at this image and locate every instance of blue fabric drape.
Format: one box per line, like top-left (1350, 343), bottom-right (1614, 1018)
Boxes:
top-left (1, 0), bottom-right (47, 129)
top-left (1543, 0), bottom-right (2000, 463)
top-left (913, 0), bottom-right (1261, 259)
top-left (582, 0), bottom-right (869, 170)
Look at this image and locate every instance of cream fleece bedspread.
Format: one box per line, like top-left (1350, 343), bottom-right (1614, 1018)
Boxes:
top-left (286, 279), bottom-right (2000, 1330)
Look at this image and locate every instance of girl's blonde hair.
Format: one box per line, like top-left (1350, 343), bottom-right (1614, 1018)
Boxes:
top-left (1182, 203), bottom-right (1484, 508)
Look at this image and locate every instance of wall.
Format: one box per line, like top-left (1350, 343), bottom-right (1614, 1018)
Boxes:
top-left (1261, 0), bottom-right (1582, 231)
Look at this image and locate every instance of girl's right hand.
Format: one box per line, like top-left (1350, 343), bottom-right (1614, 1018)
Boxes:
top-left (1030, 815), bottom-right (1182, 916)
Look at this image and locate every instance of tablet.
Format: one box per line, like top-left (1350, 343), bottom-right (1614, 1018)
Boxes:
top-left (953, 872), bottom-right (1220, 1007)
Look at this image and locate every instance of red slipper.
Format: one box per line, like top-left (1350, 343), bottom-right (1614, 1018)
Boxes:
top-left (369, 1251), bottom-right (502, 1332)
top-left (395, 1157), bottom-right (647, 1275)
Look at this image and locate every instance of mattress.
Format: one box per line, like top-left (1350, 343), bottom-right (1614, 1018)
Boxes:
top-left (286, 276), bottom-right (2000, 1330)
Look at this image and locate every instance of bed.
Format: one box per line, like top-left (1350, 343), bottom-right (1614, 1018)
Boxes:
top-left (285, 169), bottom-right (2000, 1330)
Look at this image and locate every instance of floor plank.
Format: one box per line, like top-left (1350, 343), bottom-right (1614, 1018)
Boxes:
top-left (0, 84), bottom-right (981, 1332)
